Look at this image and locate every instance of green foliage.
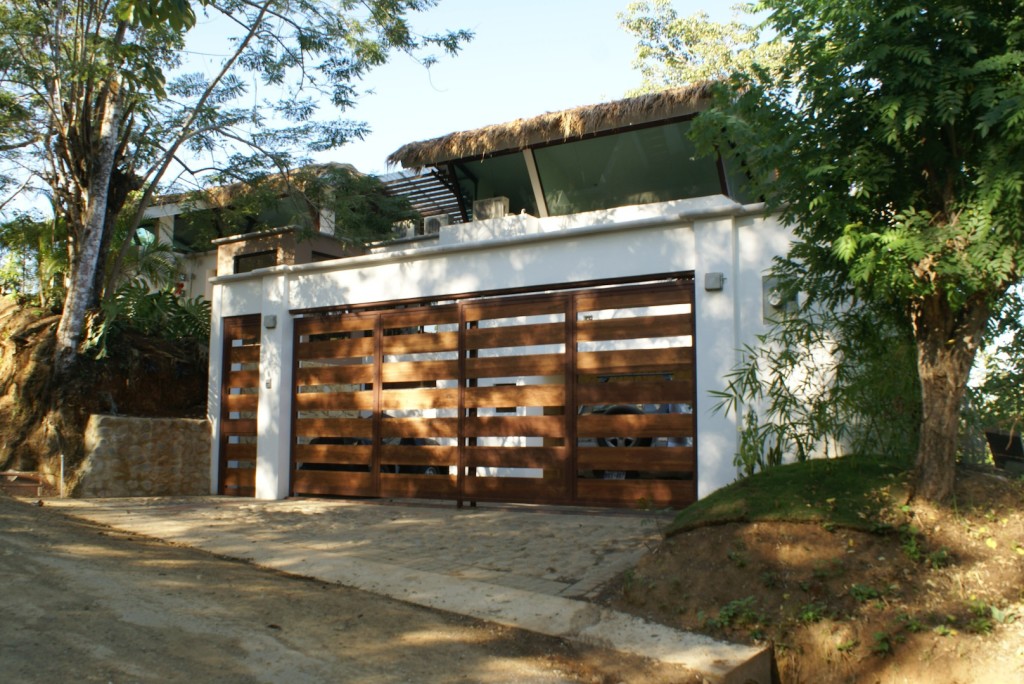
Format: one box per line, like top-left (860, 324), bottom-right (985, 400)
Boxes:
top-left (86, 281), bottom-right (211, 358)
top-left (797, 601), bottom-right (829, 624)
top-left (711, 300), bottom-right (920, 476)
top-left (619, 1), bottom-right (786, 92)
top-left (177, 164), bottom-right (418, 249)
top-left (689, 0), bottom-right (1024, 500)
top-left (0, 0), bottom-right (470, 365)
top-left (964, 287), bottom-right (1024, 449)
top-left (849, 584), bottom-right (881, 603)
top-left (700, 596), bottom-right (766, 631)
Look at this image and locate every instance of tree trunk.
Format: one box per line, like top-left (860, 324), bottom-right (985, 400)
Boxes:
top-left (53, 81), bottom-right (122, 374)
top-left (910, 292), bottom-right (989, 502)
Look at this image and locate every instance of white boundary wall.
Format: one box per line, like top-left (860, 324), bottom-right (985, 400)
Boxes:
top-left (207, 195), bottom-right (792, 501)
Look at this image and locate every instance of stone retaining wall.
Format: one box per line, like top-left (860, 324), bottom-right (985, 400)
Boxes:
top-left (76, 415), bottom-right (210, 497)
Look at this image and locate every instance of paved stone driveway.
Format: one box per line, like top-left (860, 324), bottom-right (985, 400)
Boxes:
top-left (51, 497), bottom-right (670, 599)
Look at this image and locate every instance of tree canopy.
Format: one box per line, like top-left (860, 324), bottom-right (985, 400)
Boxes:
top-left (0, 0), bottom-right (469, 371)
top-left (619, 0), bottom-right (786, 92)
top-left (691, 0), bottom-right (1024, 500)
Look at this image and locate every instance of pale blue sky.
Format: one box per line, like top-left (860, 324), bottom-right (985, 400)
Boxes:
top-left (185, 1), bottom-right (729, 175)
top-left (341, 0), bottom-right (730, 173)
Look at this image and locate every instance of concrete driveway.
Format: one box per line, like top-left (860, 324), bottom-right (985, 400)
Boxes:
top-left (49, 496), bottom-right (770, 683)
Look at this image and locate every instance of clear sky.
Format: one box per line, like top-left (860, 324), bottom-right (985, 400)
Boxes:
top-left (186, 1), bottom-right (729, 175)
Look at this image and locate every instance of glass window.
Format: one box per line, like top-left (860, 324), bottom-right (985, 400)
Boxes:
top-left (533, 119), bottom-right (723, 216)
top-left (453, 152), bottom-right (539, 218)
top-left (234, 250), bottom-right (277, 274)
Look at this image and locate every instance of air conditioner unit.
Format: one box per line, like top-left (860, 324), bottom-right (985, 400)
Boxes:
top-left (422, 214), bottom-right (450, 234)
top-left (472, 196), bottom-right (509, 221)
top-left (391, 220), bottom-right (416, 239)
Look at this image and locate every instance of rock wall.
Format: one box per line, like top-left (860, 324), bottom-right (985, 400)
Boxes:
top-left (76, 415), bottom-right (211, 497)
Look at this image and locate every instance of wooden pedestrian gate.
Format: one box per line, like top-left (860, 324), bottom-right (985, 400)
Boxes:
top-left (290, 278), bottom-right (697, 508)
top-left (218, 315), bottom-right (261, 496)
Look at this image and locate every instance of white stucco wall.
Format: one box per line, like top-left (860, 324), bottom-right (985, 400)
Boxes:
top-left (207, 195), bottom-right (791, 502)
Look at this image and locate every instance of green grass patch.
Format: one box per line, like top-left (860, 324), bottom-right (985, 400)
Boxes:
top-left (667, 456), bottom-right (909, 536)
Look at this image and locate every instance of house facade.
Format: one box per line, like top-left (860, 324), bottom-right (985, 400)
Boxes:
top-left (206, 86), bottom-right (793, 508)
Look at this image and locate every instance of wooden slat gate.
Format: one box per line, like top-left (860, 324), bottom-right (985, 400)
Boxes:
top-left (219, 315), bottom-right (261, 496)
top-left (291, 278), bottom-right (696, 508)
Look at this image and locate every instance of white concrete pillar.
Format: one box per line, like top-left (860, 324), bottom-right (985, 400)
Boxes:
top-left (207, 283), bottom-right (224, 494)
top-left (255, 272), bottom-right (293, 500)
top-left (693, 216), bottom-right (742, 499)
top-left (157, 215), bottom-right (175, 245)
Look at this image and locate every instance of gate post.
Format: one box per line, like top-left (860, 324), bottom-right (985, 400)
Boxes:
top-left (255, 273), bottom-right (294, 500)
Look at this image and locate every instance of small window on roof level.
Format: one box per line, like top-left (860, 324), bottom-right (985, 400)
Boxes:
top-left (234, 250), bottom-right (276, 274)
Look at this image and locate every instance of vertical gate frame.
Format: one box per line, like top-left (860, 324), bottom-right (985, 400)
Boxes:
top-left (565, 294), bottom-right (579, 503)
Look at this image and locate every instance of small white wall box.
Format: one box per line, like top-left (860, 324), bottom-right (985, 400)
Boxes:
top-left (422, 214), bottom-right (450, 234)
top-left (264, 314), bottom-right (277, 329)
top-left (472, 196), bottom-right (510, 220)
top-left (704, 272), bottom-right (725, 291)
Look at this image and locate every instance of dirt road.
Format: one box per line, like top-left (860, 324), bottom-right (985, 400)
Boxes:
top-left (0, 495), bottom-right (693, 684)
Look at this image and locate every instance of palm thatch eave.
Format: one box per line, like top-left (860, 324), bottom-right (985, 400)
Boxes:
top-left (387, 83), bottom-right (715, 170)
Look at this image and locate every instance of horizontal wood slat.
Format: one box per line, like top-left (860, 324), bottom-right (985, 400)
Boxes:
top-left (381, 331), bottom-right (459, 355)
top-left (380, 359), bottom-right (460, 382)
top-left (292, 470), bottom-right (374, 496)
top-left (464, 415), bottom-right (566, 438)
top-left (464, 447), bottom-right (566, 469)
top-left (576, 381), bottom-right (693, 405)
top-left (576, 315), bottom-right (692, 342)
top-left (575, 478), bottom-right (696, 507)
top-left (293, 443), bottom-right (372, 464)
top-left (294, 390), bottom-right (374, 411)
top-left (297, 337), bottom-right (374, 360)
top-left (295, 418), bottom-right (374, 439)
top-left (379, 445), bottom-right (458, 466)
top-left (296, 315), bottom-right (376, 336)
top-left (224, 369), bottom-right (259, 387)
top-left (577, 347), bottom-right (690, 375)
top-left (577, 447), bottom-right (695, 472)
top-left (380, 388), bottom-right (460, 410)
top-left (379, 474), bottom-right (457, 499)
top-left (222, 419), bottom-right (257, 435)
top-left (465, 322), bottom-right (565, 350)
top-left (227, 345), bottom-right (260, 363)
top-left (224, 443), bottom-right (257, 461)
top-left (380, 417), bottom-right (460, 438)
top-left (222, 393), bottom-right (259, 412)
top-left (461, 476), bottom-right (567, 504)
top-left (465, 353), bottom-right (565, 379)
top-left (462, 295), bottom-right (568, 323)
top-left (296, 365), bottom-right (374, 386)
top-left (463, 384), bottom-right (564, 408)
top-left (577, 412), bottom-right (694, 438)
top-left (575, 284), bottom-right (691, 313)
top-left (380, 305), bottom-right (459, 328)
top-left (222, 469), bottom-right (255, 488)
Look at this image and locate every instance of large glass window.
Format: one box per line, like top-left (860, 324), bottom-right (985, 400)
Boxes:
top-left (453, 152), bottom-right (539, 218)
top-left (533, 119), bottom-right (722, 216)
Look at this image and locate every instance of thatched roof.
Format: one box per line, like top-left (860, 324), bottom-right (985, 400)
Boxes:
top-left (387, 83), bottom-right (715, 170)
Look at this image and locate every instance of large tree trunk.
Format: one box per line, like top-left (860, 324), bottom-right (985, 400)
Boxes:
top-left (53, 80), bottom-right (122, 374)
top-left (910, 292), bottom-right (990, 502)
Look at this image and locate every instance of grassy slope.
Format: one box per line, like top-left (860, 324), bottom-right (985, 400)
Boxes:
top-left (669, 455), bottom-right (911, 535)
